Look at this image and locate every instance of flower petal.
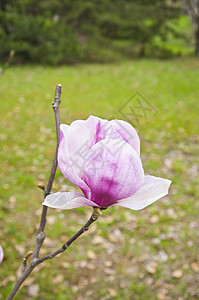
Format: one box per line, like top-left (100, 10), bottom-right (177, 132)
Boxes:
top-left (115, 175), bottom-right (172, 210)
top-left (58, 124), bottom-right (91, 197)
top-left (83, 138), bottom-right (144, 208)
top-left (109, 119), bottom-right (140, 155)
top-left (60, 116), bottom-right (108, 172)
top-left (58, 116), bottom-right (141, 199)
top-left (43, 192), bottom-right (99, 210)
top-left (0, 245), bottom-right (3, 265)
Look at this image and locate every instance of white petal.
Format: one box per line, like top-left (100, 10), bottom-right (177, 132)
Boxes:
top-left (42, 192), bottom-right (99, 210)
top-left (115, 175), bottom-right (172, 210)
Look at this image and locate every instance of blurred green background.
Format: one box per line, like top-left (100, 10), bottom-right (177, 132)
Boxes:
top-left (0, 1), bottom-right (199, 300)
top-left (0, 0), bottom-right (198, 65)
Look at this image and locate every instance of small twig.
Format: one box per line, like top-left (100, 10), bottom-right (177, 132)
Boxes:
top-left (7, 84), bottom-right (61, 299)
top-left (7, 208), bottom-right (100, 300)
top-left (35, 207), bottom-right (100, 264)
top-left (38, 83), bottom-right (62, 235)
top-left (21, 251), bottom-right (33, 274)
top-left (33, 84), bottom-right (61, 261)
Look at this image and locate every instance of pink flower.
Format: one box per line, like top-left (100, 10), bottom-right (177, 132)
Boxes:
top-left (43, 115), bottom-right (171, 210)
top-left (0, 245), bottom-right (3, 265)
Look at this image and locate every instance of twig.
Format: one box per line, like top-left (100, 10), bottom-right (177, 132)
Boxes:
top-left (33, 207), bottom-right (100, 265)
top-left (21, 251), bottom-right (33, 275)
top-left (7, 84), bottom-right (62, 299)
top-left (7, 208), bottom-right (100, 300)
top-left (32, 84), bottom-right (61, 260)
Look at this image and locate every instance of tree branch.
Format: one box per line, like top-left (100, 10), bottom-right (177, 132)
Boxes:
top-left (7, 84), bottom-right (62, 299)
top-left (7, 208), bottom-right (100, 300)
top-left (34, 207), bottom-right (100, 265)
top-left (32, 83), bottom-right (62, 261)
top-left (38, 83), bottom-right (62, 236)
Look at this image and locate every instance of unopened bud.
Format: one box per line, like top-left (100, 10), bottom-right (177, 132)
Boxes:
top-left (24, 251), bottom-right (33, 260)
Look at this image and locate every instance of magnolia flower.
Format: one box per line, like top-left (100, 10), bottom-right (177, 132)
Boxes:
top-left (0, 245), bottom-right (3, 265)
top-left (43, 115), bottom-right (171, 211)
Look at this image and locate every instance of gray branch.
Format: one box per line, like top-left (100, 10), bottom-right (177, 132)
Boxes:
top-left (7, 84), bottom-right (62, 299)
top-left (7, 208), bottom-right (100, 300)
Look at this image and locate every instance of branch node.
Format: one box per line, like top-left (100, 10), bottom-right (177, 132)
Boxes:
top-left (92, 207), bottom-right (103, 220)
top-left (37, 232), bottom-right (46, 243)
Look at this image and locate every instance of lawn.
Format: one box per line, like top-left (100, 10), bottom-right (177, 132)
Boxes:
top-left (0, 57), bottom-right (199, 300)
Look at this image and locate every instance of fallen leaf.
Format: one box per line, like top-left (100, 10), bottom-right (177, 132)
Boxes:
top-left (47, 215), bottom-right (57, 225)
top-left (62, 262), bottom-right (70, 269)
top-left (87, 250), bottom-right (97, 260)
top-left (15, 244), bottom-right (25, 257)
top-left (149, 215), bottom-right (159, 224)
top-left (44, 237), bottom-right (57, 248)
top-left (167, 208), bottom-right (176, 218)
top-left (52, 274), bottom-right (64, 284)
top-left (172, 269), bottom-right (183, 278)
top-left (157, 288), bottom-right (168, 300)
top-left (0, 275), bottom-right (16, 287)
top-left (169, 253), bottom-right (176, 260)
top-left (104, 268), bottom-right (116, 275)
top-left (104, 261), bottom-right (113, 267)
top-left (87, 263), bottom-right (95, 270)
top-left (35, 208), bottom-right (42, 216)
top-left (145, 262), bottom-right (158, 274)
top-left (22, 277), bottom-right (35, 287)
top-left (191, 262), bottom-right (199, 273)
top-left (92, 235), bottom-right (104, 245)
top-left (9, 196), bottom-right (16, 209)
top-left (108, 288), bottom-right (117, 297)
top-left (28, 284), bottom-right (39, 297)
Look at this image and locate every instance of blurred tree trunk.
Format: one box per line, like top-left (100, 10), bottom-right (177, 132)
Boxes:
top-left (0, 0), bottom-right (6, 11)
top-left (195, 19), bottom-right (199, 55)
top-left (183, 0), bottom-right (199, 55)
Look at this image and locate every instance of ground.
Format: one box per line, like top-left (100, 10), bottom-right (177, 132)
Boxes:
top-left (0, 58), bottom-right (199, 299)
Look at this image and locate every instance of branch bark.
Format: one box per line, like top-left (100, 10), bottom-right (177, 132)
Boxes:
top-left (7, 207), bottom-right (100, 300)
top-left (7, 84), bottom-right (62, 299)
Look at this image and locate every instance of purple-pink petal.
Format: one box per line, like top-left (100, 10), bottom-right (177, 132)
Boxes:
top-left (58, 124), bottom-right (91, 197)
top-left (83, 138), bottom-right (144, 208)
top-left (46, 115), bottom-right (172, 212)
top-left (0, 245), bottom-right (3, 265)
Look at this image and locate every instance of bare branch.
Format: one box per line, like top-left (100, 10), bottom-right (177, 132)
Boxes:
top-left (32, 83), bottom-right (62, 262)
top-left (7, 208), bottom-right (100, 300)
top-left (7, 84), bottom-right (62, 299)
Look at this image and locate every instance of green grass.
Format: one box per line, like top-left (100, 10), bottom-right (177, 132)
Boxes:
top-left (0, 57), bottom-right (199, 299)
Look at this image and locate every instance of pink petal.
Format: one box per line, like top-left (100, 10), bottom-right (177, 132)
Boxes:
top-left (83, 138), bottom-right (144, 208)
top-left (109, 119), bottom-right (140, 155)
top-left (60, 116), bottom-right (108, 174)
top-left (58, 116), bottom-right (109, 197)
top-left (43, 192), bottom-right (99, 210)
top-left (115, 175), bottom-right (172, 210)
top-left (0, 245), bottom-right (3, 265)
top-left (58, 124), bottom-right (91, 197)
top-left (58, 116), bottom-right (140, 198)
